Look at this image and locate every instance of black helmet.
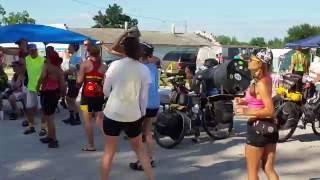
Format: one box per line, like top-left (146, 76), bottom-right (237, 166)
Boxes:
top-left (204, 58), bottom-right (218, 67)
top-left (140, 42), bottom-right (154, 57)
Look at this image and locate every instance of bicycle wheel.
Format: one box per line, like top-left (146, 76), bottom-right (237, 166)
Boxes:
top-left (202, 108), bottom-right (231, 140)
top-left (154, 110), bottom-right (186, 149)
top-left (312, 119), bottom-right (320, 136)
top-left (278, 125), bottom-right (297, 143)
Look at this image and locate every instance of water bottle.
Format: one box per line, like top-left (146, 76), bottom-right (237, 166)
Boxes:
top-left (192, 104), bottom-right (199, 114)
top-left (159, 105), bottom-right (164, 113)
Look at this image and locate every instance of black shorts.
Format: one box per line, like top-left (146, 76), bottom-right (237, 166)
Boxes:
top-left (145, 108), bottom-right (159, 118)
top-left (67, 84), bottom-right (80, 98)
top-left (80, 95), bottom-right (104, 112)
top-left (246, 123), bottom-right (279, 147)
top-left (103, 116), bottom-right (143, 138)
top-left (40, 90), bottom-right (60, 115)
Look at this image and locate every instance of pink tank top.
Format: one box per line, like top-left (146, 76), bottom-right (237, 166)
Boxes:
top-left (244, 89), bottom-right (264, 109)
top-left (244, 75), bottom-right (272, 109)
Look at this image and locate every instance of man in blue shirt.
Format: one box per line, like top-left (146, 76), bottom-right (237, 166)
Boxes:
top-left (129, 42), bottom-right (160, 171)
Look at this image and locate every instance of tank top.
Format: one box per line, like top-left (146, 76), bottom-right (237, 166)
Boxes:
top-left (83, 59), bottom-right (104, 97)
top-left (42, 69), bottom-right (59, 91)
top-left (244, 75), bottom-right (272, 109)
top-left (293, 52), bottom-right (306, 72)
top-left (244, 89), bottom-right (265, 109)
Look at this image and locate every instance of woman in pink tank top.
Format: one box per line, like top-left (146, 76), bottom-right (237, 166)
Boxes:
top-left (38, 51), bottom-right (66, 148)
top-left (235, 49), bottom-right (279, 180)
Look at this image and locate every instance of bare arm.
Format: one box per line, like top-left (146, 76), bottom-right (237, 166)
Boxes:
top-left (36, 64), bottom-right (48, 91)
top-left (0, 47), bottom-right (20, 56)
top-left (110, 30), bottom-right (128, 56)
top-left (290, 56), bottom-right (295, 73)
top-left (101, 44), bottom-right (126, 57)
top-left (76, 62), bottom-right (86, 87)
top-left (103, 64), bottom-right (113, 97)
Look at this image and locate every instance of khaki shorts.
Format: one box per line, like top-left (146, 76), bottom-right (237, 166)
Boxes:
top-left (26, 90), bottom-right (38, 109)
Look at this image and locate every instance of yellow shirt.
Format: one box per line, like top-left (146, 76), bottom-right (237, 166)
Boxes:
top-left (25, 55), bottom-right (45, 91)
top-left (291, 52), bottom-right (307, 72)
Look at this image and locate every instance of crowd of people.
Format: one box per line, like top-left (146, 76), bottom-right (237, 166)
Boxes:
top-left (0, 27), bottom-right (286, 180)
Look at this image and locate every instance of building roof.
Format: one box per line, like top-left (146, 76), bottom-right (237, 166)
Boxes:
top-left (70, 28), bottom-right (213, 47)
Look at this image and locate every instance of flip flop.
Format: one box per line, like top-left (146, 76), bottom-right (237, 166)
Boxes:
top-left (81, 145), bottom-right (96, 152)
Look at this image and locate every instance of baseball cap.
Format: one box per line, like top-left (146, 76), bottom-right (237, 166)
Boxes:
top-left (15, 38), bottom-right (27, 45)
top-left (27, 44), bottom-right (37, 50)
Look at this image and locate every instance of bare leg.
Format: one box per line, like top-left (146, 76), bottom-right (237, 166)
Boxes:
top-left (262, 144), bottom-right (279, 180)
top-left (143, 117), bottom-right (155, 159)
top-left (129, 135), bottom-right (155, 180)
top-left (101, 135), bottom-right (118, 180)
top-left (82, 110), bottom-right (95, 148)
top-left (96, 111), bottom-right (104, 131)
top-left (26, 107), bottom-right (36, 127)
top-left (46, 114), bottom-right (57, 141)
top-left (8, 95), bottom-right (18, 113)
top-left (245, 144), bottom-right (264, 180)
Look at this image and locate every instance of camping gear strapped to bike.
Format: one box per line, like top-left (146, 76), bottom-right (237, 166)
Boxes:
top-left (154, 59), bottom-right (251, 149)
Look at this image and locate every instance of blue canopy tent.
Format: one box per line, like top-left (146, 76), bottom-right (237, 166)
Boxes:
top-left (0, 24), bottom-right (95, 44)
top-left (286, 35), bottom-right (320, 48)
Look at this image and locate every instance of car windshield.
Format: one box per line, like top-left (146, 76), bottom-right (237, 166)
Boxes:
top-left (163, 51), bottom-right (197, 62)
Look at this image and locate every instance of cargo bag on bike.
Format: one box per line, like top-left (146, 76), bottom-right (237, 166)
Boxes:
top-left (279, 73), bottom-right (303, 92)
top-left (303, 92), bottom-right (320, 122)
top-left (275, 101), bottom-right (301, 129)
top-left (156, 111), bottom-right (184, 139)
top-left (214, 100), bottom-right (234, 124)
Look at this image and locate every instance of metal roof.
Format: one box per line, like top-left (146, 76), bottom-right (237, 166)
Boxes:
top-left (70, 28), bottom-right (213, 47)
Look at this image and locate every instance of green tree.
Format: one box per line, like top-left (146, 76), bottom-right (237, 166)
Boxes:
top-left (216, 35), bottom-right (242, 45)
top-left (285, 23), bottom-right (320, 43)
top-left (267, 38), bottom-right (285, 49)
top-left (249, 37), bottom-right (266, 47)
top-left (92, 3), bottom-right (138, 28)
top-left (2, 11), bottom-right (35, 25)
top-left (0, 4), bottom-right (35, 25)
top-left (0, 5), bottom-right (6, 25)
top-left (216, 35), bottom-right (232, 45)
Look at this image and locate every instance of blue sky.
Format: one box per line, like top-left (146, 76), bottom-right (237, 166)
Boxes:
top-left (1, 0), bottom-right (319, 41)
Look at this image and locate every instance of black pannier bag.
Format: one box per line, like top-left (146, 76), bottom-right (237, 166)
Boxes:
top-left (275, 101), bottom-right (301, 129)
top-left (155, 111), bottom-right (184, 140)
top-left (303, 92), bottom-right (320, 122)
top-left (193, 60), bottom-right (251, 95)
top-left (214, 100), bottom-right (234, 124)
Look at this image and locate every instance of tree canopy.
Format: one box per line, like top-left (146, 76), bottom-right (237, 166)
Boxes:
top-left (92, 3), bottom-right (138, 28)
top-left (0, 4), bottom-right (35, 25)
top-left (249, 37), bottom-right (266, 47)
top-left (285, 23), bottom-right (320, 43)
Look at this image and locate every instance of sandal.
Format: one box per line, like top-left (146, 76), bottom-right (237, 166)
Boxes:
top-left (129, 160), bottom-right (144, 171)
top-left (81, 145), bottom-right (96, 152)
top-left (129, 159), bottom-right (156, 171)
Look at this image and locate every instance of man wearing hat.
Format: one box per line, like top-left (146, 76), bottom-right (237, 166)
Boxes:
top-left (23, 44), bottom-right (46, 136)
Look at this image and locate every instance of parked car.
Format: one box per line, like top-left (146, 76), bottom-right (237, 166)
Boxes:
top-left (162, 50), bottom-right (198, 74)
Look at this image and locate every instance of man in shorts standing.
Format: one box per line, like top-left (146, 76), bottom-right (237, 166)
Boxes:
top-left (62, 44), bottom-right (81, 125)
top-left (23, 44), bottom-right (46, 135)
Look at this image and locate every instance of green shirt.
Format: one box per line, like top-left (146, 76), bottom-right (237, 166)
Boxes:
top-left (25, 55), bottom-right (45, 91)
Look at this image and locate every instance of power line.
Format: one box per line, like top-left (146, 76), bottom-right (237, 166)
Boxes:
top-left (71, 0), bottom-right (185, 24)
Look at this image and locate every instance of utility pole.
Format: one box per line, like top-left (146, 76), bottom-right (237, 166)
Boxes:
top-left (184, 20), bottom-right (188, 33)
